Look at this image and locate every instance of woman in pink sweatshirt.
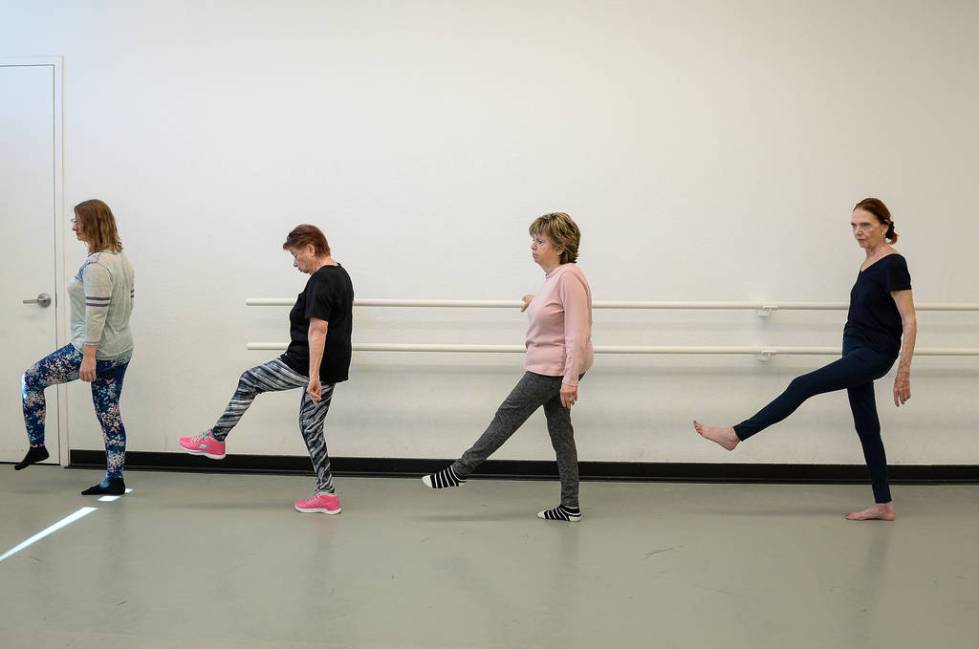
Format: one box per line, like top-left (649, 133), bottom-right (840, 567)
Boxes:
top-left (421, 212), bottom-right (594, 522)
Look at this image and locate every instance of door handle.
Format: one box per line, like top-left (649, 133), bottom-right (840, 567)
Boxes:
top-left (23, 293), bottom-right (52, 308)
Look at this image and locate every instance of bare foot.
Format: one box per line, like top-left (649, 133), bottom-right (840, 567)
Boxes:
top-left (693, 420), bottom-right (740, 451)
top-left (845, 503), bottom-right (896, 521)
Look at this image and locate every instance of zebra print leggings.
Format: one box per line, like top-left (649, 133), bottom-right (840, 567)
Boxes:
top-left (212, 358), bottom-right (337, 493)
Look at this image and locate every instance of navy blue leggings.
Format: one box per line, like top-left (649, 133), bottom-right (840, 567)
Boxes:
top-left (23, 344), bottom-right (130, 479)
top-left (734, 336), bottom-right (897, 503)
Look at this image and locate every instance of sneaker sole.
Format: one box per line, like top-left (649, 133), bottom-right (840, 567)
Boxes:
top-left (179, 447), bottom-right (226, 460)
top-left (294, 506), bottom-right (342, 515)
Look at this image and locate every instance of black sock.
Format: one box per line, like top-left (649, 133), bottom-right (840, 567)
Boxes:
top-left (423, 466), bottom-right (466, 489)
top-left (538, 504), bottom-right (582, 521)
top-left (81, 477), bottom-right (126, 496)
top-left (15, 446), bottom-right (49, 470)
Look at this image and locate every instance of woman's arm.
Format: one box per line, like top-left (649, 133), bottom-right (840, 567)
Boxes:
top-left (307, 318), bottom-right (328, 402)
top-left (560, 274), bottom-right (591, 408)
top-left (80, 262), bottom-right (112, 382)
top-left (892, 289), bottom-right (916, 406)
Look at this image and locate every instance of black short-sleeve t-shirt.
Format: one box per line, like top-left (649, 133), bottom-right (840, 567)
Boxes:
top-left (280, 264), bottom-right (354, 384)
top-left (843, 253), bottom-right (912, 356)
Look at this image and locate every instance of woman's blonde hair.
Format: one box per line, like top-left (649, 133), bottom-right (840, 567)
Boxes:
top-left (529, 212), bottom-right (580, 264)
top-left (75, 199), bottom-right (123, 254)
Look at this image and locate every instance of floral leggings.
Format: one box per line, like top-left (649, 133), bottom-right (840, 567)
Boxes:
top-left (22, 344), bottom-right (130, 479)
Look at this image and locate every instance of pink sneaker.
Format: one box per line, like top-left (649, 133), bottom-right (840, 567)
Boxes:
top-left (177, 430), bottom-right (226, 460)
top-left (294, 492), bottom-right (342, 514)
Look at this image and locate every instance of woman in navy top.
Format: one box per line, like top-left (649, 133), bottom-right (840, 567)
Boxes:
top-left (695, 198), bottom-right (917, 521)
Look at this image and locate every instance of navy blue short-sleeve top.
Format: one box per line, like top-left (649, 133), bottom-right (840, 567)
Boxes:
top-left (843, 254), bottom-right (912, 356)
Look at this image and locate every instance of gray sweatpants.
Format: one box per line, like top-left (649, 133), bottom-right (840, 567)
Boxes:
top-left (211, 358), bottom-right (337, 494)
top-left (452, 371), bottom-right (580, 508)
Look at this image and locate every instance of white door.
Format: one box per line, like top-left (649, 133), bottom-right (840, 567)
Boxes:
top-left (0, 63), bottom-right (61, 464)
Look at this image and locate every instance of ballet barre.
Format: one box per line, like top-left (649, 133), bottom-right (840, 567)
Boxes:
top-left (246, 298), bottom-right (979, 361)
top-left (246, 342), bottom-right (979, 362)
top-left (245, 298), bottom-right (979, 318)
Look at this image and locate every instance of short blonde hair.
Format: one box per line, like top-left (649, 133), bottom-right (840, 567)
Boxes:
top-left (74, 199), bottom-right (123, 254)
top-left (529, 212), bottom-right (580, 264)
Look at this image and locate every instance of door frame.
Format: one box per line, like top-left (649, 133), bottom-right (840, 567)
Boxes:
top-left (0, 57), bottom-right (68, 465)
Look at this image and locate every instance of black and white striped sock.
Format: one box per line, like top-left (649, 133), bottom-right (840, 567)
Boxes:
top-left (422, 466), bottom-right (467, 489)
top-left (537, 505), bottom-right (582, 522)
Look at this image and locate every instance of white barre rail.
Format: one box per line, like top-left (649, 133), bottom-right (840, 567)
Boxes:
top-left (246, 298), bottom-right (979, 314)
top-left (246, 342), bottom-right (979, 358)
top-left (246, 298), bottom-right (979, 359)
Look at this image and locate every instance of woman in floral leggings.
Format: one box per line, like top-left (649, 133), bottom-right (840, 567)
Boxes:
top-left (16, 199), bottom-right (135, 496)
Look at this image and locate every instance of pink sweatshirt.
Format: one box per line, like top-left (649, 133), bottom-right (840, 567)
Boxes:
top-left (524, 263), bottom-right (594, 386)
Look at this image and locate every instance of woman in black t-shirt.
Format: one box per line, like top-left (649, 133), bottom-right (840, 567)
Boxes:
top-left (694, 198), bottom-right (917, 521)
top-left (178, 225), bottom-right (354, 515)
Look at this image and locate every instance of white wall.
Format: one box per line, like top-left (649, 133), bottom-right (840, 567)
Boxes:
top-left (3, 0), bottom-right (978, 466)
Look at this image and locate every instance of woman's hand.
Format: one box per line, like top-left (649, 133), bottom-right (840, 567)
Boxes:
top-left (560, 383), bottom-right (578, 409)
top-left (520, 294), bottom-right (534, 312)
top-left (307, 376), bottom-right (322, 403)
top-left (893, 370), bottom-right (911, 406)
top-left (80, 348), bottom-right (97, 382)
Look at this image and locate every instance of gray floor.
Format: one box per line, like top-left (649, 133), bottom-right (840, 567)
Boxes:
top-left (1, 467), bottom-right (978, 649)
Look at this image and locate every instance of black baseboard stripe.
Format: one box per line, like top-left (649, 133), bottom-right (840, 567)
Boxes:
top-left (67, 450), bottom-right (979, 484)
